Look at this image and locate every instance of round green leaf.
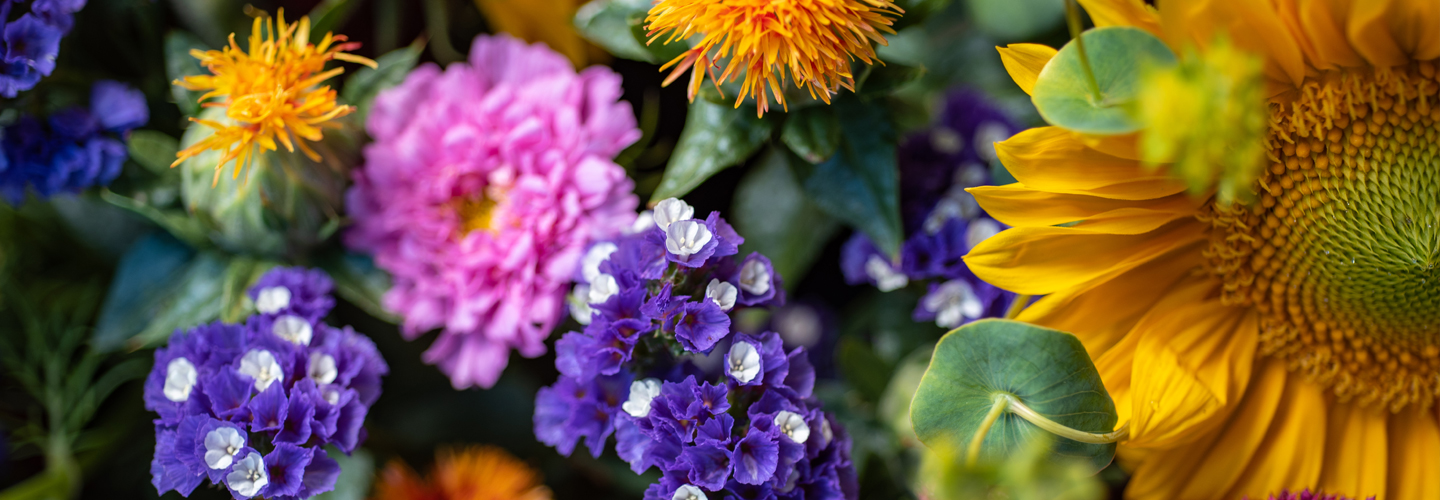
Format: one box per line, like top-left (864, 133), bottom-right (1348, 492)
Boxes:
top-left (1032, 26), bottom-right (1176, 135)
top-left (910, 319), bottom-right (1118, 472)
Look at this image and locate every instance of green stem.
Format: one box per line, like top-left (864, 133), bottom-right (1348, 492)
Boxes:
top-left (1065, 0), bottom-right (1103, 102)
top-left (1000, 394), bottom-right (1129, 444)
top-left (1004, 294), bottom-right (1032, 319)
top-left (966, 394), bottom-right (1010, 466)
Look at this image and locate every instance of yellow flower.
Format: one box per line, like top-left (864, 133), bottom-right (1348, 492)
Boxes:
top-left (473, 0), bottom-right (601, 68)
top-left (977, 0), bottom-right (1440, 498)
top-left (372, 446), bottom-right (551, 500)
top-left (173, 10), bottom-right (375, 184)
top-left (644, 0), bottom-right (903, 117)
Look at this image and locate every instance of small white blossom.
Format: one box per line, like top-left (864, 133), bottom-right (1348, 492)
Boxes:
top-left (254, 286), bottom-right (292, 314)
top-left (569, 284), bottom-right (594, 325)
top-left (665, 220), bottom-right (712, 259)
top-left (820, 417), bottom-right (834, 448)
top-left (272, 315), bottom-right (313, 345)
top-left (581, 242), bottom-right (618, 283)
top-left (705, 279), bottom-right (737, 311)
top-left (973, 121), bottom-right (1013, 162)
top-left (774, 306), bottom-right (822, 348)
top-left (588, 274), bottom-right (619, 305)
top-left (864, 255), bottom-right (909, 292)
top-left (622, 378), bottom-right (663, 418)
top-left (727, 341), bottom-right (761, 384)
top-left (238, 350), bottom-right (284, 392)
top-left (673, 484), bottom-right (708, 500)
top-left (738, 259), bottom-right (771, 296)
top-left (322, 387), bottom-right (342, 406)
top-left (956, 163), bottom-right (989, 188)
top-left (965, 218), bottom-right (1002, 250)
top-left (922, 280), bottom-right (984, 328)
top-left (930, 126), bottom-right (964, 154)
top-left (629, 211), bottom-right (655, 234)
top-left (226, 451), bottom-right (269, 498)
top-left (653, 198), bottom-right (695, 231)
top-left (163, 357), bottom-right (198, 402)
top-left (203, 426), bottom-right (246, 470)
top-left (774, 411), bottom-right (811, 443)
top-left (309, 352), bottom-right (338, 385)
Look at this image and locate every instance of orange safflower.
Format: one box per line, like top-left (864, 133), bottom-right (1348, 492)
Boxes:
top-left (372, 446), bottom-right (551, 500)
top-left (172, 10), bottom-right (375, 184)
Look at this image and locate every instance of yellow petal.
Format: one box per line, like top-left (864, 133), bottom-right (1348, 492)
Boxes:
top-left (996, 127), bottom-right (1187, 200)
top-left (970, 185), bottom-right (1203, 232)
top-left (1157, 0), bottom-right (1308, 87)
top-left (474, 0), bottom-right (593, 68)
top-left (1319, 403), bottom-right (1389, 498)
top-left (1347, 0), bottom-right (1440, 67)
top-left (996, 43), bottom-right (1056, 96)
top-left (1387, 408), bottom-right (1440, 499)
top-left (1079, 0), bottom-right (1163, 36)
top-left (1221, 369), bottom-right (1327, 499)
top-left (964, 218), bottom-right (1205, 295)
top-left (1294, 0), bottom-right (1367, 69)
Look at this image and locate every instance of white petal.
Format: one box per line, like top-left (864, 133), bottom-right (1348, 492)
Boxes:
top-left (622, 378), bottom-right (663, 418)
top-left (865, 255), bottom-right (909, 292)
top-left (664, 220), bottom-right (712, 258)
top-left (203, 427), bottom-right (245, 470)
top-left (238, 349), bottom-right (283, 392)
top-left (163, 357), bottom-right (198, 402)
top-left (673, 484), bottom-right (708, 500)
top-left (569, 285), bottom-right (594, 325)
top-left (727, 341), bottom-right (762, 384)
top-left (581, 242), bottom-right (618, 283)
top-left (705, 279), bottom-right (737, 311)
top-left (774, 411), bottom-right (811, 443)
top-left (965, 218), bottom-right (1002, 250)
top-left (629, 211), bottom-right (656, 234)
top-left (272, 315), bottom-right (313, 345)
top-left (738, 259), bottom-right (771, 296)
top-left (309, 352), bottom-right (338, 385)
top-left (820, 418), bottom-right (834, 447)
top-left (588, 274), bottom-right (619, 305)
top-left (254, 286), bottom-right (292, 314)
top-left (973, 121), bottom-right (1013, 162)
top-left (653, 198), bottom-right (695, 231)
top-left (226, 452), bottom-right (269, 498)
top-left (774, 306), bottom-right (822, 348)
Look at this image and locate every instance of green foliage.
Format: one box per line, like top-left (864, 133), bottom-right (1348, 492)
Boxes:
top-left (919, 434), bottom-right (1104, 500)
top-left (126, 130), bottom-right (181, 176)
top-left (316, 250), bottom-right (399, 323)
top-left (164, 30), bottom-right (210, 118)
top-left (651, 98), bottom-right (774, 202)
top-left (1031, 26), bottom-right (1177, 134)
top-left (910, 319), bottom-right (1118, 473)
top-left (795, 97), bottom-right (904, 258)
top-left (314, 448), bottom-right (375, 500)
top-left (966, 0), bottom-right (1066, 41)
top-left (730, 149), bottom-right (840, 287)
top-left (575, 0), bottom-right (687, 64)
top-left (780, 106), bottom-right (841, 164)
top-left (309, 0), bottom-right (364, 41)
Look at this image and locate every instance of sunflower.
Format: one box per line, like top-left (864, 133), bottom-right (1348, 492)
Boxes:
top-left (969, 0), bottom-right (1440, 498)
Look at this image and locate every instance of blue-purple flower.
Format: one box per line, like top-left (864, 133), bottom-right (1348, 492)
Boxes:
top-left (0, 79), bottom-right (146, 204)
top-left (0, 0), bottom-right (87, 97)
top-left (145, 267), bottom-right (387, 499)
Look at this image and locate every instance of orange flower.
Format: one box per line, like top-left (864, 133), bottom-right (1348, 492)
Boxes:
top-left (645, 0), bottom-right (903, 117)
top-left (372, 446), bottom-right (551, 500)
top-left (173, 10), bottom-right (375, 184)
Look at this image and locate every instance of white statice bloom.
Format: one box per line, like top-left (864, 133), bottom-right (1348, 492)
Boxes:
top-left (774, 411), bottom-right (811, 443)
top-left (738, 259), bottom-right (771, 296)
top-left (622, 378), bottom-right (663, 418)
top-left (705, 279), bottom-right (737, 311)
top-left (929, 126), bottom-right (964, 154)
top-left (665, 220), bottom-right (712, 259)
top-left (922, 280), bottom-right (984, 328)
top-left (272, 315), bottom-right (313, 345)
top-left (322, 386), bottom-right (342, 405)
top-left (163, 357), bottom-right (198, 402)
top-left (653, 198), bottom-right (695, 231)
top-left (956, 163), bottom-right (989, 188)
top-left (727, 341), bottom-right (762, 383)
top-left (580, 242), bottom-right (618, 283)
top-left (254, 286), bottom-right (292, 314)
top-left (628, 210), bottom-right (656, 234)
top-left (673, 484), bottom-right (708, 500)
top-left (588, 274), bottom-right (619, 305)
top-left (965, 218), bottom-right (1002, 250)
top-left (865, 255), bottom-right (909, 292)
top-left (569, 284), bottom-right (594, 325)
top-left (238, 349), bottom-right (284, 392)
top-left (973, 121), bottom-right (1013, 162)
top-left (226, 451), bottom-right (269, 498)
top-left (779, 470), bottom-right (801, 493)
top-left (820, 417), bottom-right (834, 448)
top-left (203, 426), bottom-right (246, 470)
top-left (309, 352), bottom-right (338, 385)
top-left (774, 306), bottom-right (822, 348)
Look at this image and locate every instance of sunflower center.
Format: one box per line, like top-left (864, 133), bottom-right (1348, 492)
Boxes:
top-left (1201, 62), bottom-right (1440, 411)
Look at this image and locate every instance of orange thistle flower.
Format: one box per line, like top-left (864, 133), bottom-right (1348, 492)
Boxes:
top-left (645, 0), bottom-right (903, 117)
top-left (372, 446), bottom-right (552, 500)
top-left (172, 10), bottom-right (376, 184)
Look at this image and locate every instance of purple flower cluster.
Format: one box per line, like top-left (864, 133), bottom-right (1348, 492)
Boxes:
top-left (840, 89), bottom-right (1019, 329)
top-left (0, 0), bottom-right (86, 96)
top-left (534, 199), bottom-right (857, 500)
top-left (1259, 490), bottom-right (1369, 500)
top-left (1, 80), bottom-right (146, 204)
top-left (145, 267), bottom-right (387, 499)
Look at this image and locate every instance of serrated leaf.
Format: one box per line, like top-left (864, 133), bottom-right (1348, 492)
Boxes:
top-left (780, 106), bottom-right (840, 164)
top-left (650, 98), bottom-right (773, 202)
top-left (342, 41), bottom-right (424, 124)
top-left (1032, 26), bottom-right (1176, 135)
top-left (317, 250), bottom-right (398, 323)
top-left (165, 31), bottom-right (210, 118)
top-left (797, 97), bottom-right (903, 257)
top-left (910, 319), bottom-right (1118, 473)
top-left (732, 148), bottom-right (839, 285)
top-left (127, 130), bottom-right (181, 176)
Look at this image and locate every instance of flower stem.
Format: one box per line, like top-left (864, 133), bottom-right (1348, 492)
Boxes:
top-left (1000, 393), bottom-right (1129, 444)
top-left (1065, 0), bottom-right (1104, 102)
top-left (966, 393), bottom-right (1010, 466)
top-left (1004, 294), bottom-right (1032, 319)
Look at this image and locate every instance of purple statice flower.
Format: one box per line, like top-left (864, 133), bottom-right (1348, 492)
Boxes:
top-left (1257, 490), bottom-right (1369, 500)
top-left (246, 266), bottom-right (336, 323)
top-left (840, 88), bottom-right (1020, 329)
top-left (536, 199), bottom-right (855, 500)
top-left (0, 0), bottom-right (87, 97)
top-left (0, 79), bottom-right (145, 204)
top-left (145, 267), bottom-right (386, 499)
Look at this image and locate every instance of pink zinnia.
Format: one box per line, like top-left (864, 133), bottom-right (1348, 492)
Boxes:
top-left (345, 35), bottom-right (640, 389)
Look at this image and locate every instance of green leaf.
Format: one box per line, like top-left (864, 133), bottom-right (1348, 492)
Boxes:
top-left (967, 0), bottom-right (1065, 41)
top-left (308, 0), bottom-right (363, 39)
top-left (317, 250), bottom-right (398, 323)
top-left (574, 0), bottom-right (686, 64)
top-left (342, 41), bottom-right (424, 123)
top-left (838, 336), bottom-right (894, 403)
top-left (650, 98), bottom-right (773, 202)
top-left (891, 0), bottom-right (955, 30)
top-left (1032, 26), bottom-right (1177, 135)
top-left (910, 319), bottom-right (1118, 473)
top-left (165, 31), bottom-right (210, 118)
top-left (796, 97), bottom-right (903, 257)
top-left (780, 106), bottom-right (840, 164)
top-left (219, 257), bottom-right (275, 323)
top-left (732, 148), bottom-right (839, 285)
top-left (313, 448), bottom-right (375, 500)
top-left (100, 189), bottom-right (212, 248)
top-left (127, 130), bottom-right (181, 176)
top-left (92, 234), bottom-right (196, 352)
top-left (857, 62), bottom-right (927, 96)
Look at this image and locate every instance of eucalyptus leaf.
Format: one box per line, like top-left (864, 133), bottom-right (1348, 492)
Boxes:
top-left (1031, 26), bottom-right (1176, 135)
top-left (910, 319), bottom-right (1118, 473)
top-left (342, 41), bottom-right (424, 123)
top-left (317, 250), bottom-right (398, 323)
top-left (780, 106), bottom-right (840, 164)
top-left (651, 98), bottom-right (773, 202)
top-left (165, 31), bottom-right (210, 118)
top-left (732, 148), bottom-right (839, 285)
top-left (92, 234), bottom-right (196, 352)
top-left (127, 130), bottom-right (181, 176)
top-left (797, 97), bottom-right (903, 257)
